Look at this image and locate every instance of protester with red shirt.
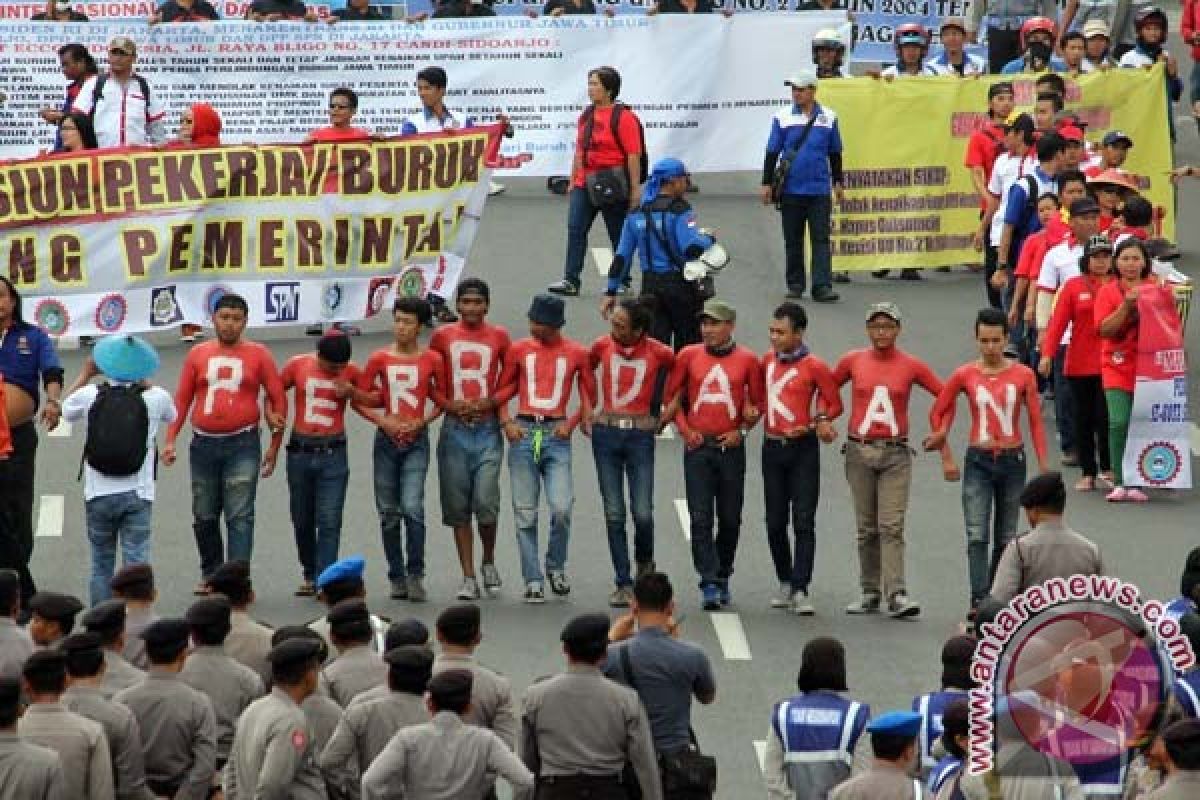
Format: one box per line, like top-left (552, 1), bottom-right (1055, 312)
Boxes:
top-left (1040, 235), bottom-right (1115, 492)
top-left (163, 294), bottom-right (286, 592)
top-left (833, 302), bottom-right (943, 619)
top-left (926, 308), bottom-right (1048, 615)
top-left (356, 297), bottom-right (446, 602)
top-left (666, 299), bottom-right (764, 611)
top-left (279, 333), bottom-right (360, 596)
top-left (584, 295), bottom-right (674, 606)
top-left (760, 302), bottom-right (841, 616)
top-left (495, 294), bottom-right (594, 604)
top-left (428, 279), bottom-right (511, 602)
top-left (966, 83), bottom-right (1016, 309)
top-left (1095, 238), bottom-right (1180, 503)
top-left (547, 66), bottom-right (643, 296)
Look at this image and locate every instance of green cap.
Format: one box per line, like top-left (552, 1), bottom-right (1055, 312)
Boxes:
top-left (866, 301), bottom-right (902, 323)
top-left (699, 299), bottom-right (736, 322)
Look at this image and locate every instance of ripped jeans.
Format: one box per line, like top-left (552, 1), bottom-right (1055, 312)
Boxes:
top-left (507, 419), bottom-right (573, 584)
top-left (190, 429), bottom-right (261, 578)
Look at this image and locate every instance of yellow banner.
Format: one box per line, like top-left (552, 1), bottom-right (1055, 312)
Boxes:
top-left (822, 67), bottom-right (1173, 270)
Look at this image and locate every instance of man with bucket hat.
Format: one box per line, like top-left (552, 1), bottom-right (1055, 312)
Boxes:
top-left (62, 335), bottom-right (176, 605)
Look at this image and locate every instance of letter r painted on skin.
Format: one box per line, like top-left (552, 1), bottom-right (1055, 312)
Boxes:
top-left (203, 356), bottom-right (243, 416)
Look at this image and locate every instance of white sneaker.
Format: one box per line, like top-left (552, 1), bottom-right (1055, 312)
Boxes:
top-left (524, 582), bottom-right (545, 604)
top-left (481, 563), bottom-right (502, 590)
top-left (791, 590), bottom-right (815, 616)
top-left (456, 577), bottom-right (481, 601)
top-left (770, 582), bottom-right (792, 609)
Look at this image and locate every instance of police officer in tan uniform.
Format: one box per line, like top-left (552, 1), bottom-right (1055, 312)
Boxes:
top-left (206, 560), bottom-right (273, 686)
top-left (0, 675), bottom-right (66, 799)
top-left (272, 626), bottom-right (342, 752)
top-left (830, 710), bottom-right (925, 800)
top-left (433, 604), bottom-right (518, 750)
top-left (28, 591), bottom-right (84, 649)
top-left (61, 632), bottom-right (153, 800)
top-left (307, 557), bottom-right (389, 660)
top-left (320, 644), bottom-right (434, 798)
top-left (0, 570), bottom-right (34, 680)
top-left (18, 649), bottom-right (114, 800)
top-left (81, 599), bottom-right (145, 698)
top-left (319, 599), bottom-right (387, 706)
top-left (114, 618), bottom-right (217, 800)
top-left (109, 564), bottom-right (158, 670)
top-left (224, 637), bottom-right (327, 800)
top-left (346, 618), bottom-right (430, 708)
top-left (520, 614), bottom-right (661, 800)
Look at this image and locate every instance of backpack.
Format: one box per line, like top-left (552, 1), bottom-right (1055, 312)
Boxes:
top-left (83, 383), bottom-right (149, 477)
top-left (88, 74), bottom-right (153, 125)
top-left (582, 102), bottom-right (649, 184)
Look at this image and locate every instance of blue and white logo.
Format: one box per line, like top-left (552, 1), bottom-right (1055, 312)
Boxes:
top-left (321, 282), bottom-right (344, 320)
top-left (265, 282), bottom-right (301, 323)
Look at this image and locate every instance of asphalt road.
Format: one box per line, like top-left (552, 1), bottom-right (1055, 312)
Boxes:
top-left (25, 50), bottom-right (1200, 800)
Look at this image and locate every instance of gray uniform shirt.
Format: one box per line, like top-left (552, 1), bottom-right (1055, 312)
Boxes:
top-left (0, 731), bottom-right (66, 800)
top-left (121, 607), bottom-right (157, 670)
top-left (1144, 772), bottom-right (1200, 800)
top-left (989, 519), bottom-right (1106, 604)
top-left (519, 665), bottom-right (661, 800)
top-left (63, 684), bottom-right (153, 800)
top-left (319, 645), bottom-right (388, 707)
top-left (102, 650), bottom-right (145, 699)
top-left (225, 610), bottom-right (273, 687)
top-left (180, 645), bottom-right (265, 760)
top-left (224, 688), bottom-right (326, 800)
top-left (302, 693), bottom-right (343, 752)
top-left (0, 617), bottom-right (34, 681)
top-left (17, 701), bottom-right (114, 800)
top-left (433, 652), bottom-right (518, 750)
top-left (320, 691), bottom-right (429, 800)
top-left (114, 670), bottom-right (217, 800)
top-left (361, 711), bottom-right (534, 800)
top-left (829, 762), bottom-right (924, 800)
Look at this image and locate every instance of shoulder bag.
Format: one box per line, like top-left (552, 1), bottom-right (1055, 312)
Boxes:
top-left (770, 110), bottom-right (819, 209)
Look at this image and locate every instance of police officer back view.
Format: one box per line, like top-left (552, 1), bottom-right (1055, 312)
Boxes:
top-left (601, 157), bottom-right (717, 352)
top-left (0, 675), bottom-right (65, 799)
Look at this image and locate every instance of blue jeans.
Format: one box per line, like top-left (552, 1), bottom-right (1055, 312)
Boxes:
top-left (286, 439), bottom-right (349, 582)
top-left (85, 490), bottom-right (152, 605)
top-left (563, 187), bottom-right (626, 286)
top-left (373, 429), bottom-right (429, 582)
top-left (508, 420), bottom-right (573, 584)
top-left (962, 447), bottom-right (1026, 607)
top-left (436, 417), bottom-right (503, 527)
top-left (591, 424), bottom-right (655, 587)
top-left (684, 442), bottom-right (746, 588)
top-left (190, 430), bottom-right (261, 579)
top-left (780, 194), bottom-right (833, 292)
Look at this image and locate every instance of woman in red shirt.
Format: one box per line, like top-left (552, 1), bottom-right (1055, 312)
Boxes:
top-left (547, 66), bottom-right (643, 296)
top-left (1040, 235), bottom-right (1115, 492)
top-left (1094, 238), bottom-right (1169, 502)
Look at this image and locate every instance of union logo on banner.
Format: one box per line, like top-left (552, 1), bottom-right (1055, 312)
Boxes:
top-left (1136, 441), bottom-right (1184, 487)
top-left (35, 299), bottom-right (69, 336)
top-left (94, 294), bottom-right (128, 333)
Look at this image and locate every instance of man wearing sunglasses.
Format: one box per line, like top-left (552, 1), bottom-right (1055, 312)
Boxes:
top-left (71, 37), bottom-right (165, 148)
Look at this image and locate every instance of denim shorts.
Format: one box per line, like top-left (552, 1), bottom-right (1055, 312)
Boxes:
top-left (437, 416), bottom-right (503, 527)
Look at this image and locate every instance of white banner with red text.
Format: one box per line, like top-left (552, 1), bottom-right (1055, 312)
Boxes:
top-left (1122, 286), bottom-right (1191, 490)
top-left (5, 129), bottom-right (500, 335)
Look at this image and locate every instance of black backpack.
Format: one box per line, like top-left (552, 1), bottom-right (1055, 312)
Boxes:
top-left (582, 102), bottom-right (649, 183)
top-left (83, 383), bottom-right (149, 477)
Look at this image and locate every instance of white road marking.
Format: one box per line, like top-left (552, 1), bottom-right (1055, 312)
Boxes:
top-left (1191, 423), bottom-right (1200, 458)
top-left (673, 497), bottom-right (690, 541)
top-left (710, 612), bottom-right (753, 660)
top-left (35, 495), bottom-right (64, 538)
top-left (754, 740), bottom-right (767, 773)
top-left (48, 420), bottom-right (72, 438)
top-left (592, 246), bottom-right (614, 277)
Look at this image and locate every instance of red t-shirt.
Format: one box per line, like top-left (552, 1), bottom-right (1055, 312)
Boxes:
top-left (495, 336), bottom-right (594, 421)
top-left (357, 348), bottom-right (446, 421)
top-left (589, 335), bottom-right (675, 417)
top-left (1016, 229), bottom-right (1050, 280)
top-left (1093, 279), bottom-right (1152, 393)
top-left (573, 104), bottom-right (642, 189)
top-left (429, 321), bottom-right (512, 404)
top-left (833, 348), bottom-right (943, 439)
top-left (170, 340), bottom-right (285, 438)
top-left (281, 354), bottom-right (360, 436)
top-left (667, 345), bottom-right (764, 436)
top-left (1043, 274), bottom-right (1110, 377)
top-left (931, 361), bottom-right (1048, 463)
top-left (761, 351), bottom-right (842, 436)
top-left (308, 126), bottom-right (371, 142)
top-left (965, 122), bottom-right (1006, 211)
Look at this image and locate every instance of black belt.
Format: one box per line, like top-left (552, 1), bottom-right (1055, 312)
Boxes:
top-left (968, 444), bottom-right (1024, 458)
top-left (700, 434), bottom-right (743, 449)
top-left (847, 435), bottom-right (908, 448)
top-left (764, 430), bottom-right (815, 445)
top-left (287, 436), bottom-right (347, 454)
top-left (517, 414), bottom-right (565, 424)
top-left (538, 774), bottom-right (625, 785)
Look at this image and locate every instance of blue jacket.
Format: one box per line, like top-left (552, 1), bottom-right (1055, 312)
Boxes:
top-left (0, 320), bottom-right (62, 410)
top-left (609, 197), bottom-right (714, 293)
top-left (764, 103), bottom-right (843, 197)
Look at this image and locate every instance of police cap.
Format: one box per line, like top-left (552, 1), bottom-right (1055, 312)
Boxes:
top-left (386, 618), bottom-right (430, 650)
top-left (271, 625), bottom-right (329, 664)
top-left (327, 598), bottom-right (369, 630)
top-left (110, 563), bottom-right (154, 594)
top-left (28, 592), bottom-right (84, 624)
top-left (60, 631), bottom-right (104, 657)
top-left (186, 595), bottom-right (232, 628)
top-left (384, 644), bottom-right (435, 693)
top-left (140, 618), bottom-right (190, 649)
top-left (268, 637), bottom-right (323, 670)
top-left (867, 710), bottom-right (922, 737)
top-left (316, 555), bottom-right (366, 590)
top-left (82, 598), bottom-right (127, 634)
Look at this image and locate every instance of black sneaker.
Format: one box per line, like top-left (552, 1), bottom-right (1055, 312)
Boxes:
top-left (812, 287), bottom-right (840, 303)
top-left (833, 272), bottom-right (852, 284)
top-left (546, 280), bottom-right (579, 297)
top-left (900, 269), bottom-right (923, 280)
top-left (872, 269), bottom-right (891, 278)
top-left (548, 571), bottom-right (571, 596)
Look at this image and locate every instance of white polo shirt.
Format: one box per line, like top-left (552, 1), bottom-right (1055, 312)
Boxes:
top-left (72, 72), bottom-right (166, 148)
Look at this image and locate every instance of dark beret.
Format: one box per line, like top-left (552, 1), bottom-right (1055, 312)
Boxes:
top-left (140, 618), bottom-right (191, 649)
top-left (110, 564), bottom-right (154, 593)
top-left (327, 598), bottom-right (370, 629)
top-left (271, 625), bottom-right (329, 664)
top-left (82, 599), bottom-right (127, 633)
top-left (60, 632), bottom-right (104, 657)
top-left (386, 618), bottom-right (430, 650)
top-left (186, 596), bottom-right (232, 628)
top-left (268, 637), bottom-right (322, 669)
top-left (560, 613), bottom-right (611, 646)
top-left (29, 592), bottom-right (84, 623)
top-left (384, 644), bottom-right (435, 672)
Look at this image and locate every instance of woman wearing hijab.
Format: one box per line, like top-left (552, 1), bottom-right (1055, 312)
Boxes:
top-left (171, 104), bottom-right (222, 342)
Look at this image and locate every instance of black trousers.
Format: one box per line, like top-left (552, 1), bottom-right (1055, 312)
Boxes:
top-left (1068, 375), bottom-right (1111, 478)
top-left (0, 421), bottom-right (38, 606)
top-left (537, 776), bottom-right (629, 800)
top-left (762, 435), bottom-right (820, 591)
top-left (684, 442), bottom-right (745, 587)
top-left (642, 271), bottom-right (701, 352)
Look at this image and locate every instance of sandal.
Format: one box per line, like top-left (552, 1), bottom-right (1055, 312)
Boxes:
top-left (1125, 488), bottom-right (1149, 503)
top-left (1074, 476), bottom-right (1095, 491)
top-left (1106, 487), bottom-right (1129, 503)
top-left (1096, 473), bottom-right (1115, 491)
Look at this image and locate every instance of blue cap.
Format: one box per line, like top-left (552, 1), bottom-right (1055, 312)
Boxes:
top-left (650, 157), bottom-right (689, 180)
top-left (316, 555), bottom-right (366, 589)
top-left (93, 335), bottom-right (160, 382)
top-left (527, 293), bottom-right (565, 328)
top-left (867, 710), bottom-right (922, 737)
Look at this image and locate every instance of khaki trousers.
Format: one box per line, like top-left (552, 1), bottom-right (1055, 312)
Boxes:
top-left (843, 440), bottom-right (913, 598)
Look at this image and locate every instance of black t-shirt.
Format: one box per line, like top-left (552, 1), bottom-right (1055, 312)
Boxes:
top-left (249, 0), bottom-right (308, 17)
top-left (542, 0), bottom-right (597, 13)
top-left (332, 4), bottom-right (387, 18)
top-left (158, 0), bottom-right (221, 20)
